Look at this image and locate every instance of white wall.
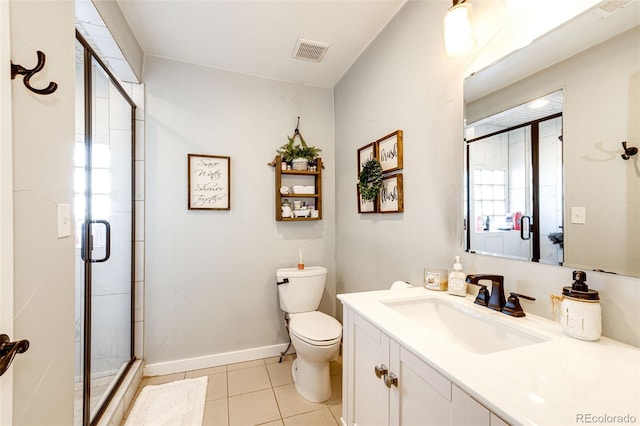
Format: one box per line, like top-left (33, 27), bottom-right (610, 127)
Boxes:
top-left (334, 1), bottom-right (464, 300)
top-left (334, 1), bottom-right (640, 347)
top-left (143, 56), bottom-right (335, 368)
top-left (9, 0), bottom-right (76, 424)
top-left (0, 1), bottom-right (14, 423)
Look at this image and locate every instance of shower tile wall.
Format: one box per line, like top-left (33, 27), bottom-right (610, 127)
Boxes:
top-left (132, 81), bottom-right (145, 361)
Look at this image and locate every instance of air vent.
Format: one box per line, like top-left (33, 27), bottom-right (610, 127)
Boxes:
top-left (292, 38), bottom-right (330, 62)
top-left (594, 0), bottom-right (632, 17)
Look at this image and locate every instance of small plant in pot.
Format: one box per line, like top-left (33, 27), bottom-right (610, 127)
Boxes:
top-left (277, 133), bottom-right (321, 170)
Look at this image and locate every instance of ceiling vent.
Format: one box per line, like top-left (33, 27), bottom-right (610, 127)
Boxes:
top-left (292, 38), bottom-right (330, 62)
top-left (594, 0), bottom-right (632, 17)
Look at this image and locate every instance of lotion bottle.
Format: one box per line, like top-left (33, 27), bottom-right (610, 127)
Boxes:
top-left (448, 256), bottom-right (467, 296)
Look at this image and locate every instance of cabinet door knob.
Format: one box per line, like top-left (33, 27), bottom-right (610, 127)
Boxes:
top-left (374, 364), bottom-right (388, 379)
top-left (385, 372), bottom-right (398, 388)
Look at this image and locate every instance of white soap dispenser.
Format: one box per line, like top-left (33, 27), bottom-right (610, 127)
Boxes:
top-left (560, 270), bottom-right (601, 341)
top-left (448, 256), bottom-right (467, 297)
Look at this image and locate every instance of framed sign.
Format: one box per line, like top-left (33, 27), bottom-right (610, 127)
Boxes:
top-left (379, 173), bottom-right (404, 213)
top-left (188, 154), bottom-right (230, 210)
top-left (377, 130), bottom-right (403, 173)
top-left (357, 142), bottom-right (378, 213)
top-left (357, 184), bottom-right (377, 213)
top-left (357, 142), bottom-right (377, 171)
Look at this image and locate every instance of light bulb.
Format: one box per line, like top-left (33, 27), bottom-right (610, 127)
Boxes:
top-left (444, 2), bottom-right (476, 56)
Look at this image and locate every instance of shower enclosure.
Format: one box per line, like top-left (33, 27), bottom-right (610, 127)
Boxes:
top-left (465, 92), bottom-right (564, 266)
top-left (74, 33), bottom-right (136, 426)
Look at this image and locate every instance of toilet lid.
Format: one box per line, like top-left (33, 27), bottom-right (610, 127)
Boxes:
top-left (289, 312), bottom-right (342, 343)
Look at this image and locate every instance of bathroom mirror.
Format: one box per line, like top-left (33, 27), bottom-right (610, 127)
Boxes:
top-left (464, 4), bottom-right (640, 277)
top-left (466, 91), bottom-right (564, 265)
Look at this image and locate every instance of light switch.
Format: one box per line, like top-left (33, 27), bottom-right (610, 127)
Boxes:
top-left (570, 206), bottom-right (586, 224)
top-left (57, 204), bottom-right (71, 238)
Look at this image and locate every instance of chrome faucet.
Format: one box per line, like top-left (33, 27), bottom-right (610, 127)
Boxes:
top-left (465, 274), bottom-right (506, 312)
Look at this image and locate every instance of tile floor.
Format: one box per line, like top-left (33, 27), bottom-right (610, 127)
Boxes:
top-left (122, 355), bottom-right (342, 426)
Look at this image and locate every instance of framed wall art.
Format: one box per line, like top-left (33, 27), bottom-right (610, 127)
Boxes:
top-left (377, 130), bottom-right (403, 173)
top-left (357, 142), bottom-right (378, 213)
top-left (357, 184), bottom-right (377, 213)
top-left (357, 142), bottom-right (377, 171)
top-left (379, 173), bottom-right (404, 213)
top-left (188, 154), bottom-right (230, 210)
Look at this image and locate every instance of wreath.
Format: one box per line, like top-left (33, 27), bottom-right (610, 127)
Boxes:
top-left (358, 159), bottom-right (383, 201)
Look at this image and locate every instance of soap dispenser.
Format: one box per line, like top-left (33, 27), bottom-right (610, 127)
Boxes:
top-left (448, 256), bottom-right (467, 297)
top-left (561, 271), bottom-right (601, 341)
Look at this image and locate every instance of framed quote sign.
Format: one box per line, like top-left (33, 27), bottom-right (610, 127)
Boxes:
top-left (356, 130), bottom-right (404, 214)
top-left (357, 142), bottom-right (378, 213)
top-left (377, 130), bottom-right (403, 173)
top-left (188, 154), bottom-right (230, 210)
top-left (379, 173), bottom-right (404, 213)
top-left (357, 184), bottom-right (376, 213)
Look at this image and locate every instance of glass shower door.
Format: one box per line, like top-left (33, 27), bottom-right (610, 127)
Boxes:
top-left (75, 36), bottom-right (135, 426)
top-left (86, 55), bottom-right (133, 420)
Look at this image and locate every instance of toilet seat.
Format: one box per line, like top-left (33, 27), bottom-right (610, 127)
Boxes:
top-left (289, 312), bottom-right (342, 346)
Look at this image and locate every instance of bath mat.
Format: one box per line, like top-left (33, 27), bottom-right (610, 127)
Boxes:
top-left (124, 376), bottom-right (207, 426)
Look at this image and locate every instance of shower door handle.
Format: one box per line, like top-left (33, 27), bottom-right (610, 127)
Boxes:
top-left (520, 215), bottom-right (532, 240)
top-left (81, 220), bottom-right (111, 263)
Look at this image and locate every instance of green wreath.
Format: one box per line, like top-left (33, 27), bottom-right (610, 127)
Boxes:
top-left (358, 159), bottom-right (383, 201)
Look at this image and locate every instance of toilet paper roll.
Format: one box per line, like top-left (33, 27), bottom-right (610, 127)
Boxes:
top-left (390, 281), bottom-right (413, 289)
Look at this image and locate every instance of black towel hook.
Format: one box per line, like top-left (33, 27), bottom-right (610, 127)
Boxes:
top-left (621, 141), bottom-right (638, 160)
top-left (11, 50), bottom-right (58, 95)
top-left (0, 334), bottom-right (29, 377)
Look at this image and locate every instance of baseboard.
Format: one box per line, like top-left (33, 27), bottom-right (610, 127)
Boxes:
top-left (143, 343), bottom-right (291, 377)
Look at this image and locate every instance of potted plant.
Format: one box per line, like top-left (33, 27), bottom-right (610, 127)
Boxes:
top-left (277, 133), bottom-right (321, 170)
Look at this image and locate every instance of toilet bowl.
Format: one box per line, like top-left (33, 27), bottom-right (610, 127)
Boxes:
top-left (276, 266), bottom-right (342, 402)
top-left (288, 311), bottom-right (342, 402)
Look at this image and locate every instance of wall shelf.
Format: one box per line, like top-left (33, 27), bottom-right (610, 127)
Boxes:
top-left (274, 155), bottom-right (322, 221)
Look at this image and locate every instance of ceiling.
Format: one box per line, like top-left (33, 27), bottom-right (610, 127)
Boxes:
top-left (116, 0), bottom-right (407, 88)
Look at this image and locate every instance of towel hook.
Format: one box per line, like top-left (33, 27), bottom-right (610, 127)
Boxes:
top-left (0, 334), bottom-right (29, 377)
top-left (621, 141), bottom-right (638, 160)
top-left (11, 51), bottom-right (58, 95)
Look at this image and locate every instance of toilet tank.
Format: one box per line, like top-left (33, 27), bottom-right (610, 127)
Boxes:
top-left (277, 266), bottom-right (328, 313)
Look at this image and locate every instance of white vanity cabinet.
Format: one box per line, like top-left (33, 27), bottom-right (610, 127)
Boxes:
top-left (342, 308), bottom-right (509, 426)
top-left (451, 385), bottom-right (509, 426)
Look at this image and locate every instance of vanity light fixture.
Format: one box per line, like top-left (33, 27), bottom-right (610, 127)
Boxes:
top-left (444, 0), bottom-right (476, 57)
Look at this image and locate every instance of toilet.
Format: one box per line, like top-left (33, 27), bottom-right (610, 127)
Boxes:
top-left (276, 266), bottom-right (342, 402)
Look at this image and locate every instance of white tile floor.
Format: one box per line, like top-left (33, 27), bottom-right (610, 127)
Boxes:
top-left (123, 355), bottom-right (342, 426)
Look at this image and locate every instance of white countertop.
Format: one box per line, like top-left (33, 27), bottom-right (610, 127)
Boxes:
top-left (338, 287), bottom-right (640, 425)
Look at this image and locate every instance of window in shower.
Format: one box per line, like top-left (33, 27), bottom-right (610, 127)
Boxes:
top-left (74, 32), bottom-right (136, 426)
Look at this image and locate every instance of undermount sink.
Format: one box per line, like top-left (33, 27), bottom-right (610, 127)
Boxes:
top-left (382, 297), bottom-right (549, 354)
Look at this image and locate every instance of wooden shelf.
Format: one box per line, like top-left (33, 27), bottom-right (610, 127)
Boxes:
top-left (274, 155), bottom-right (322, 221)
